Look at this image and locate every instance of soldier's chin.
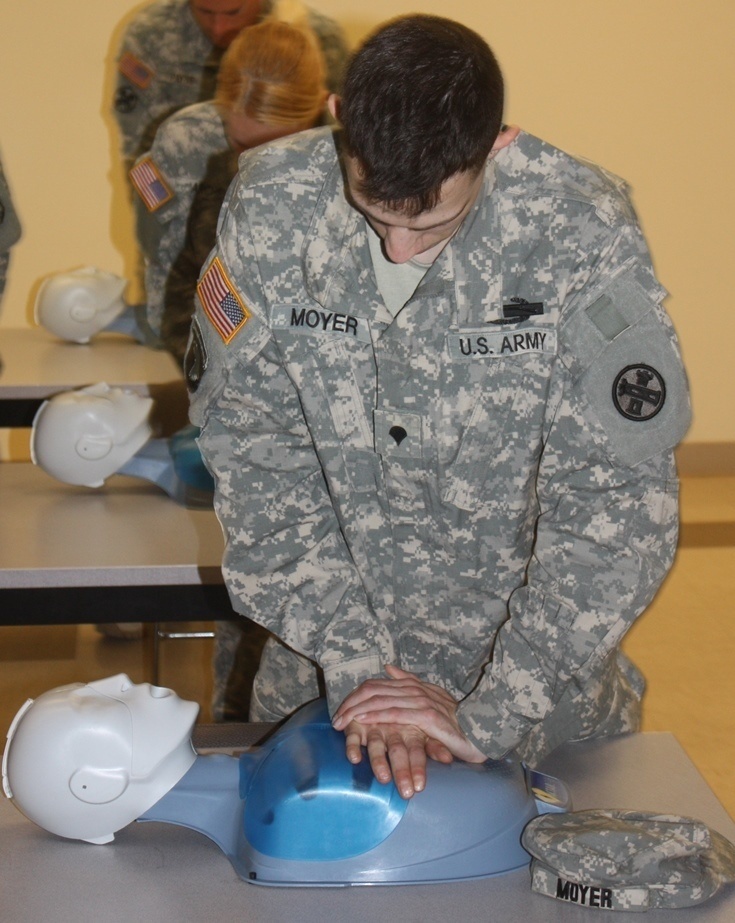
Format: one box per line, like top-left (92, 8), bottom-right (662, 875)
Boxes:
top-left (212, 31), bottom-right (239, 49)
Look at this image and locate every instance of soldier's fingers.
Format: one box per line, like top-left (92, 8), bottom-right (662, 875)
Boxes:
top-left (425, 738), bottom-right (454, 764)
top-left (382, 734), bottom-right (415, 799)
top-left (384, 665), bottom-right (458, 709)
top-left (366, 730), bottom-right (394, 786)
top-left (341, 699), bottom-right (442, 731)
top-left (405, 733), bottom-right (428, 795)
top-left (343, 722), bottom-right (365, 765)
top-left (384, 727), bottom-right (428, 798)
top-left (334, 685), bottom-right (423, 728)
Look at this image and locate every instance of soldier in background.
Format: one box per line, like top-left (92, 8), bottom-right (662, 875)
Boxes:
top-left (130, 13), bottom-right (329, 363)
top-left (0, 153), bottom-right (22, 310)
top-left (130, 14), bottom-right (329, 720)
top-left (187, 16), bottom-right (690, 796)
top-left (113, 0), bottom-right (348, 170)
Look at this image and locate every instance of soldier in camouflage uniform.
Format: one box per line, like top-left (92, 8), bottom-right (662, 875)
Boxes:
top-left (130, 102), bottom-right (235, 353)
top-left (187, 16), bottom-right (691, 795)
top-left (131, 18), bottom-right (328, 721)
top-left (113, 0), bottom-right (348, 170)
top-left (0, 154), bottom-right (21, 309)
top-left (130, 17), bottom-right (329, 363)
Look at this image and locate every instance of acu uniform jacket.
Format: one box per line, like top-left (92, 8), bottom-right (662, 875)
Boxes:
top-left (188, 128), bottom-right (690, 762)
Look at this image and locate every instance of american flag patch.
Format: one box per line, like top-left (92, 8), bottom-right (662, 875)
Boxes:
top-left (119, 52), bottom-right (154, 89)
top-left (197, 258), bottom-right (250, 342)
top-left (129, 157), bottom-right (173, 212)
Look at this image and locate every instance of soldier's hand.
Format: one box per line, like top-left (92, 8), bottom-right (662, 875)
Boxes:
top-left (342, 718), bottom-right (451, 799)
top-left (334, 665), bottom-right (486, 769)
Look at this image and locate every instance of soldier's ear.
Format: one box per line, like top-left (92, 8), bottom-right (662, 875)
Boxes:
top-left (490, 124), bottom-right (520, 155)
top-left (327, 94), bottom-right (341, 125)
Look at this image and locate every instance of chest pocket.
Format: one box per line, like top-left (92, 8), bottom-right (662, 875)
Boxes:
top-left (441, 363), bottom-right (525, 511)
top-left (271, 304), bottom-right (375, 452)
top-left (439, 318), bottom-right (558, 511)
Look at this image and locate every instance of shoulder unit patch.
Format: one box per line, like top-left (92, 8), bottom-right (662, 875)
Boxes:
top-left (613, 364), bottom-right (666, 421)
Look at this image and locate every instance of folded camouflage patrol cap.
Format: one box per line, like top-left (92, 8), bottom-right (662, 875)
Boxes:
top-left (521, 810), bottom-right (735, 912)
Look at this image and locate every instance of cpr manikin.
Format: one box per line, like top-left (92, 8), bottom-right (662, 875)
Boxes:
top-left (30, 383), bottom-right (214, 507)
top-left (2, 675), bottom-right (198, 844)
top-left (2, 677), bottom-right (569, 885)
top-left (35, 267), bottom-right (154, 345)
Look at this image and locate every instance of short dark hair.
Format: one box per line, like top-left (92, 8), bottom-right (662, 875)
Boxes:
top-left (339, 15), bottom-right (504, 216)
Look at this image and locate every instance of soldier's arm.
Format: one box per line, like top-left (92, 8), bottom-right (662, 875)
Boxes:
top-left (333, 217), bottom-right (690, 764)
top-left (129, 111), bottom-right (205, 336)
top-left (113, 20), bottom-right (162, 166)
top-left (453, 219), bottom-right (691, 759)
top-left (0, 160), bottom-right (22, 254)
top-left (188, 178), bottom-right (394, 714)
top-left (0, 159), bottom-right (21, 305)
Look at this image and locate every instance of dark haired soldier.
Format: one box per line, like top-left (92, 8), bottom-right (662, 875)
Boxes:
top-left (188, 15), bottom-right (690, 799)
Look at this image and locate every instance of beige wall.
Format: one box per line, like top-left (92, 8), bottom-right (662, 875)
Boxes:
top-left (0, 1), bottom-right (732, 444)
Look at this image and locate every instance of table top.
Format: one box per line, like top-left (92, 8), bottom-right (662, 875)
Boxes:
top-left (0, 462), bottom-right (224, 588)
top-left (0, 326), bottom-right (182, 399)
top-left (1, 731), bottom-right (733, 922)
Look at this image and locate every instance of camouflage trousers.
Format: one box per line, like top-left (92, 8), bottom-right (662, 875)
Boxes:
top-left (211, 618), bottom-right (270, 722)
top-left (514, 649), bottom-right (645, 764)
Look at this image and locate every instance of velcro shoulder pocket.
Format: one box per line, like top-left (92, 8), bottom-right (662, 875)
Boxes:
top-left (559, 270), bottom-right (691, 467)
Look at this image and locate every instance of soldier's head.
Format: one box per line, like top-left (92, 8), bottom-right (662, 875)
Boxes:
top-left (190, 0), bottom-right (262, 49)
top-left (215, 15), bottom-right (327, 154)
top-left (334, 16), bottom-right (516, 264)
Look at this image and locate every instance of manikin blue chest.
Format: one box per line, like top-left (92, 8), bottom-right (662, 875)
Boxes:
top-left (139, 699), bottom-right (570, 886)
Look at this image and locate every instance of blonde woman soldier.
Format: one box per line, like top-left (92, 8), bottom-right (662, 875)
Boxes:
top-left (113, 0), bottom-right (347, 169)
top-left (130, 4), bottom-right (329, 364)
top-left (131, 7), bottom-right (329, 720)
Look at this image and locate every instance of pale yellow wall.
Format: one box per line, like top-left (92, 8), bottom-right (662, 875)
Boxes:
top-left (0, 1), bottom-right (732, 443)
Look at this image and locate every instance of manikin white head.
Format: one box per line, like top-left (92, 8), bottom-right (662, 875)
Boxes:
top-left (31, 383), bottom-right (154, 488)
top-left (2, 674), bottom-right (198, 844)
top-left (35, 267), bottom-right (128, 343)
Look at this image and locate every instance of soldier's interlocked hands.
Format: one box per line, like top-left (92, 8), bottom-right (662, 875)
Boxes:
top-left (333, 665), bottom-right (487, 798)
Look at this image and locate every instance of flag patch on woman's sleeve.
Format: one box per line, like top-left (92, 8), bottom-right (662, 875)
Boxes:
top-left (197, 258), bottom-right (250, 343)
top-left (129, 157), bottom-right (173, 211)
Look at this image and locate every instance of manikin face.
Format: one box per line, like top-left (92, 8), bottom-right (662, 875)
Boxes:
top-left (189, 0), bottom-right (261, 48)
top-left (31, 383), bottom-right (155, 488)
top-left (64, 384), bottom-right (153, 447)
top-left (224, 110), bottom-right (313, 156)
top-left (343, 156), bottom-right (486, 265)
top-left (2, 675), bottom-right (198, 843)
top-left (83, 675), bottom-right (198, 777)
top-left (35, 267), bottom-right (128, 343)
